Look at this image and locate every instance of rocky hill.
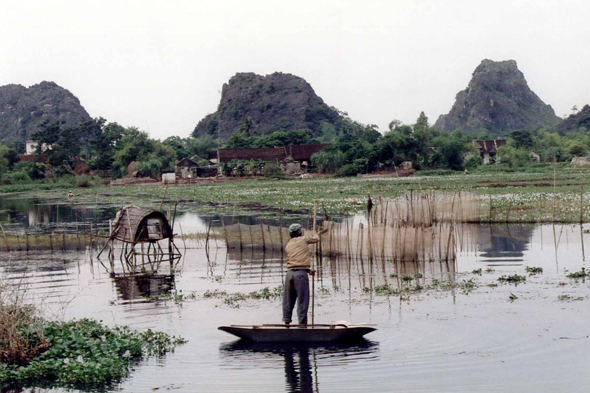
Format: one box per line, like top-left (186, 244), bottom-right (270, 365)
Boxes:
top-left (0, 81), bottom-right (91, 143)
top-left (557, 105), bottom-right (590, 134)
top-left (192, 72), bottom-right (345, 140)
top-left (434, 59), bottom-right (560, 133)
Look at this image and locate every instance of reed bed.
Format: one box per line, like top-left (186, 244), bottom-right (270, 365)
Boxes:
top-left (0, 233), bottom-right (97, 252)
top-left (192, 192), bottom-right (477, 263)
top-left (370, 191), bottom-right (481, 226)
top-left (319, 220), bottom-right (456, 262)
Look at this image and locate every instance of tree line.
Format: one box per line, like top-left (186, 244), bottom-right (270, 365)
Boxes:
top-left (0, 109), bottom-right (587, 183)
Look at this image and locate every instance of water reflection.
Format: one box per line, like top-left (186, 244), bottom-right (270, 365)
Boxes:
top-left (0, 196), bottom-right (118, 233)
top-left (113, 274), bottom-right (175, 301)
top-left (478, 224), bottom-right (534, 260)
top-left (220, 340), bottom-right (379, 393)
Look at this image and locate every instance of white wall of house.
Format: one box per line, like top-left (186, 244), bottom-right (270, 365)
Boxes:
top-left (25, 140), bottom-right (53, 155)
top-left (25, 140), bottom-right (37, 155)
top-left (162, 173), bottom-right (176, 184)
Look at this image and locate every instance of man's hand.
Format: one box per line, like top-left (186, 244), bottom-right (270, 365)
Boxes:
top-left (309, 269), bottom-right (316, 276)
top-left (319, 221), bottom-right (333, 235)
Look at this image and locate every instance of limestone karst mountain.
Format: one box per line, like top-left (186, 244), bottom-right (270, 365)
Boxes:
top-left (0, 81), bottom-right (91, 142)
top-left (557, 104), bottom-right (590, 134)
top-left (434, 59), bottom-right (560, 133)
top-left (192, 72), bottom-right (347, 140)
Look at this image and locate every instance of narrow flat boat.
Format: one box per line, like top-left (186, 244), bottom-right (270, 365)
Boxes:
top-left (218, 323), bottom-right (377, 343)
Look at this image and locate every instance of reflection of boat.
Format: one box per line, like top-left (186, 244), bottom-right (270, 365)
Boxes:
top-left (220, 339), bottom-right (378, 392)
top-left (218, 323), bottom-right (376, 342)
top-left (113, 274), bottom-right (175, 300)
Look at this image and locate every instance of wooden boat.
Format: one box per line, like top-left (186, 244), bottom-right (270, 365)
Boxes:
top-left (218, 323), bottom-right (377, 343)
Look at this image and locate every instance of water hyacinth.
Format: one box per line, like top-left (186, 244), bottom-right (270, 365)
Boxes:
top-left (0, 318), bottom-right (186, 387)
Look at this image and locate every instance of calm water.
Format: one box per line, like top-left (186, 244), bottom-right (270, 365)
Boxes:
top-left (1, 199), bottom-right (590, 392)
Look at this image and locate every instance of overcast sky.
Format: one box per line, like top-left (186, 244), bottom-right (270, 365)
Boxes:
top-left (1, 0), bottom-right (589, 140)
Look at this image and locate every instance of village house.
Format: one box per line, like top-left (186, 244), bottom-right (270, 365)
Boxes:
top-left (175, 157), bottom-right (199, 179)
top-left (476, 139), bottom-right (507, 164)
top-left (25, 140), bottom-right (53, 155)
top-left (211, 144), bottom-right (330, 175)
top-left (174, 157), bottom-right (218, 181)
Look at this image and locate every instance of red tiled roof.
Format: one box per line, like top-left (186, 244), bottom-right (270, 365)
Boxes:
top-left (18, 154), bottom-right (47, 163)
top-left (213, 144), bottom-right (330, 163)
top-left (475, 140), bottom-right (506, 154)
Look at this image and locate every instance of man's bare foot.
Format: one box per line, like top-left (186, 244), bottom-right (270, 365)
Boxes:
top-left (285, 322), bottom-right (290, 328)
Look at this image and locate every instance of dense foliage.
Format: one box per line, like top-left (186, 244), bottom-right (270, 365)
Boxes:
top-left (0, 318), bottom-right (185, 388)
top-left (1, 106), bottom-right (589, 184)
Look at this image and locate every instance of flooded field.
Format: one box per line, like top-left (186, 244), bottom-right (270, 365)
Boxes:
top-left (1, 196), bottom-right (590, 392)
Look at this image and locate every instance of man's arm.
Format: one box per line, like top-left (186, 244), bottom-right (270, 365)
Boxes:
top-left (305, 222), bottom-right (332, 244)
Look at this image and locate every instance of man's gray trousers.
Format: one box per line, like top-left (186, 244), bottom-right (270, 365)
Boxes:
top-left (282, 269), bottom-right (309, 324)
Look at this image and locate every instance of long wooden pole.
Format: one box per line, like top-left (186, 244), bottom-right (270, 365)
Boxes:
top-left (312, 200), bottom-right (317, 326)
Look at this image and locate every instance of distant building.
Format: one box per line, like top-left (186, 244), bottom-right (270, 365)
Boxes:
top-left (175, 157), bottom-right (199, 179)
top-left (212, 144), bottom-right (330, 174)
top-left (162, 172), bottom-right (176, 184)
top-left (476, 139), bottom-right (507, 164)
top-left (174, 157), bottom-right (217, 179)
top-left (528, 151), bottom-right (541, 163)
top-left (25, 140), bottom-right (53, 155)
top-left (25, 140), bottom-right (37, 155)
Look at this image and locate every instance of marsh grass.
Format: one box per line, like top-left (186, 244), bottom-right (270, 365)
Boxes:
top-left (0, 283), bottom-right (48, 366)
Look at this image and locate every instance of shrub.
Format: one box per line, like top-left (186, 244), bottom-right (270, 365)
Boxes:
top-left (263, 163), bottom-right (284, 179)
top-left (417, 169), bottom-right (458, 177)
top-left (464, 154), bottom-right (483, 171)
top-left (71, 174), bottom-right (94, 188)
top-left (9, 171), bottom-right (32, 183)
top-left (335, 164), bottom-right (362, 177)
top-left (0, 318), bottom-right (185, 386)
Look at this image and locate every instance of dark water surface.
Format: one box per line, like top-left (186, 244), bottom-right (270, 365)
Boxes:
top-left (0, 199), bottom-right (590, 392)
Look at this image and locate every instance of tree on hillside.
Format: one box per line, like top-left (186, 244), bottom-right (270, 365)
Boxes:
top-left (112, 127), bottom-right (175, 178)
top-left (388, 119), bottom-right (402, 131)
top-left (89, 120), bottom-right (124, 170)
top-left (509, 130), bottom-right (534, 150)
top-left (32, 120), bottom-right (62, 157)
top-left (414, 112), bottom-right (429, 134)
top-left (430, 133), bottom-right (471, 170)
top-left (253, 129), bottom-right (316, 148)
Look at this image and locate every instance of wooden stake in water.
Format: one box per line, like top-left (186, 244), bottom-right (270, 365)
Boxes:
top-left (581, 184), bottom-right (586, 261)
top-left (312, 200), bottom-right (317, 326)
top-left (0, 223), bottom-right (9, 251)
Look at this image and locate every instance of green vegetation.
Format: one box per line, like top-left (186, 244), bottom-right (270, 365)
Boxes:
top-left (203, 286), bottom-right (283, 308)
top-left (558, 294), bottom-right (584, 301)
top-left (509, 293), bottom-right (518, 302)
top-left (8, 164), bottom-right (588, 223)
top-left (566, 267), bottom-right (588, 279)
top-left (374, 284), bottom-right (400, 296)
top-left (0, 317), bottom-right (185, 387)
top-left (148, 290), bottom-right (197, 303)
top-left (525, 266), bottom-right (543, 275)
top-left (370, 278), bottom-right (478, 297)
top-left (498, 274), bottom-right (527, 283)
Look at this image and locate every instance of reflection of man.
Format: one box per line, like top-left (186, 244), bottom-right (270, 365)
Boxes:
top-left (284, 347), bottom-right (313, 392)
top-left (282, 223), bottom-right (328, 326)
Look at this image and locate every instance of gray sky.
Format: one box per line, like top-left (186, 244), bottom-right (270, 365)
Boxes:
top-left (1, 0), bottom-right (589, 140)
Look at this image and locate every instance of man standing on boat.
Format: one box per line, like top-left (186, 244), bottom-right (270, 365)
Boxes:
top-left (283, 223), bottom-right (329, 326)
